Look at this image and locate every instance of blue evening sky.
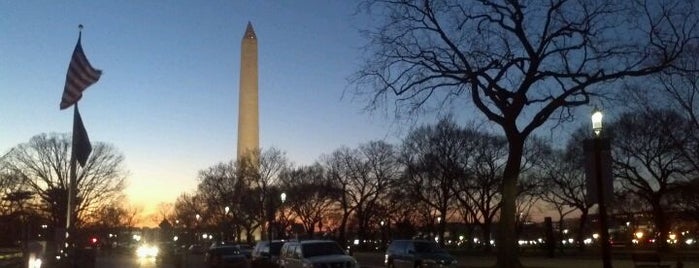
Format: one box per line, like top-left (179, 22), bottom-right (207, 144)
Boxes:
top-left (2, 1), bottom-right (597, 225)
top-left (1, 1), bottom-right (408, 219)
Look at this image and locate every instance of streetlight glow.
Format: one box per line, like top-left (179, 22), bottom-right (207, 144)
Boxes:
top-left (591, 108), bottom-right (603, 136)
top-left (280, 192), bottom-right (286, 203)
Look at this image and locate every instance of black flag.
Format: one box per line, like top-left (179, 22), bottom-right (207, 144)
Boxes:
top-left (73, 104), bottom-right (92, 167)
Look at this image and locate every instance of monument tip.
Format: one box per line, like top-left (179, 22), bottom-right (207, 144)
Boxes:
top-left (244, 21), bottom-right (256, 40)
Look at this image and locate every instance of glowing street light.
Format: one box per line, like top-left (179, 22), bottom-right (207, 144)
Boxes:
top-left (592, 108), bottom-right (603, 136)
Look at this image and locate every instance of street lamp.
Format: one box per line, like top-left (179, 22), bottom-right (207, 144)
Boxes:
top-left (380, 220), bottom-right (386, 250)
top-left (592, 109), bottom-right (603, 136)
top-left (279, 192), bottom-right (286, 239)
top-left (591, 107), bottom-right (612, 268)
top-left (195, 214), bottom-right (201, 243)
top-left (222, 206), bottom-right (230, 241)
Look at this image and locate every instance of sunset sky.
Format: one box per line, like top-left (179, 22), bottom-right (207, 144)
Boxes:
top-left (1, 1), bottom-right (598, 227)
top-left (1, 1), bottom-right (409, 225)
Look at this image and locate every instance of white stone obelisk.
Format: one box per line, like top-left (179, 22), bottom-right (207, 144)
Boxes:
top-left (237, 22), bottom-right (259, 160)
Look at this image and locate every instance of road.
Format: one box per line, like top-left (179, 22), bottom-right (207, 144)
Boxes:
top-left (94, 253), bottom-right (207, 268)
top-left (89, 251), bottom-right (699, 268)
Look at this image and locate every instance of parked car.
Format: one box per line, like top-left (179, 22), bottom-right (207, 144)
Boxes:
top-left (251, 240), bottom-right (285, 268)
top-left (205, 245), bottom-right (249, 268)
top-left (210, 241), bottom-right (254, 259)
top-left (238, 244), bottom-right (254, 259)
top-left (278, 240), bottom-right (358, 268)
top-left (385, 240), bottom-right (456, 268)
top-left (188, 244), bottom-right (206, 255)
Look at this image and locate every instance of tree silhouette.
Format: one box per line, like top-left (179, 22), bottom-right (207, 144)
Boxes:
top-left (3, 133), bottom-right (126, 228)
top-left (352, 1), bottom-right (697, 265)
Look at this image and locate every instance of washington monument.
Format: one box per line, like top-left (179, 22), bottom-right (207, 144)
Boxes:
top-left (237, 22), bottom-right (259, 160)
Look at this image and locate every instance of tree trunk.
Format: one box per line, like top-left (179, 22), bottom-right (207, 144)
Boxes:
top-left (577, 210), bottom-right (588, 252)
top-left (338, 211), bottom-right (350, 247)
top-left (652, 197), bottom-right (669, 252)
top-left (438, 208), bottom-right (447, 247)
top-left (482, 220), bottom-right (493, 252)
top-left (496, 139), bottom-right (524, 268)
top-left (306, 223), bottom-right (315, 238)
top-left (246, 230), bottom-right (254, 244)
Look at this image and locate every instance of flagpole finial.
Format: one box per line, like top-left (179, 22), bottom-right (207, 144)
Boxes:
top-left (77, 24), bottom-right (83, 40)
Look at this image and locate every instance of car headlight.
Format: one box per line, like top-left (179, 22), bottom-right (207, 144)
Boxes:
top-left (136, 245), bottom-right (159, 258)
top-left (28, 256), bottom-right (42, 268)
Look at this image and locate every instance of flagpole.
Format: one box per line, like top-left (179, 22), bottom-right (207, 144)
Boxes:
top-left (59, 23), bottom-right (100, 266)
top-left (65, 103), bottom-right (78, 249)
top-left (63, 24), bottom-right (83, 252)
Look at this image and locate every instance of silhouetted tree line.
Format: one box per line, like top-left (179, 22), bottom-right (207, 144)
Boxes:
top-left (163, 102), bottom-right (699, 252)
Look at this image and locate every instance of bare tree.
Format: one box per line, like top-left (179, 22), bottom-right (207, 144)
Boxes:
top-left (535, 127), bottom-right (595, 251)
top-left (659, 45), bottom-right (699, 127)
top-left (237, 147), bottom-right (289, 242)
top-left (3, 133), bottom-right (126, 228)
top-left (655, 45), bottom-right (699, 171)
top-left (352, 1), bottom-right (696, 265)
top-left (383, 183), bottom-right (422, 239)
top-left (279, 164), bottom-right (338, 238)
top-left (323, 141), bottom-right (398, 246)
top-left (156, 202), bottom-right (174, 221)
top-left (196, 161), bottom-right (244, 241)
top-left (611, 108), bottom-right (695, 251)
top-left (0, 169), bottom-right (32, 217)
top-left (88, 199), bottom-right (140, 229)
top-left (400, 117), bottom-right (469, 246)
top-left (173, 193), bottom-right (204, 228)
top-left (454, 131), bottom-right (506, 251)
top-left (356, 141), bottom-right (401, 239)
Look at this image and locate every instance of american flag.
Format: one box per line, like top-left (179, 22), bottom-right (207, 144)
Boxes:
top-left (60, 34), bottom-right (102, 110)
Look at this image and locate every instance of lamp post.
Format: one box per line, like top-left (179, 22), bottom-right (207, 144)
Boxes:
top-left (280, 192), bottom-right (286, 239)
top-left (380, 220), bottom-right (386, 250)
top-left (196, 214), bottom-right (201, 243)
top-left (591, 108), bottom-right (612, 268)
top-left (223, 206), bottom-right (230, 241)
